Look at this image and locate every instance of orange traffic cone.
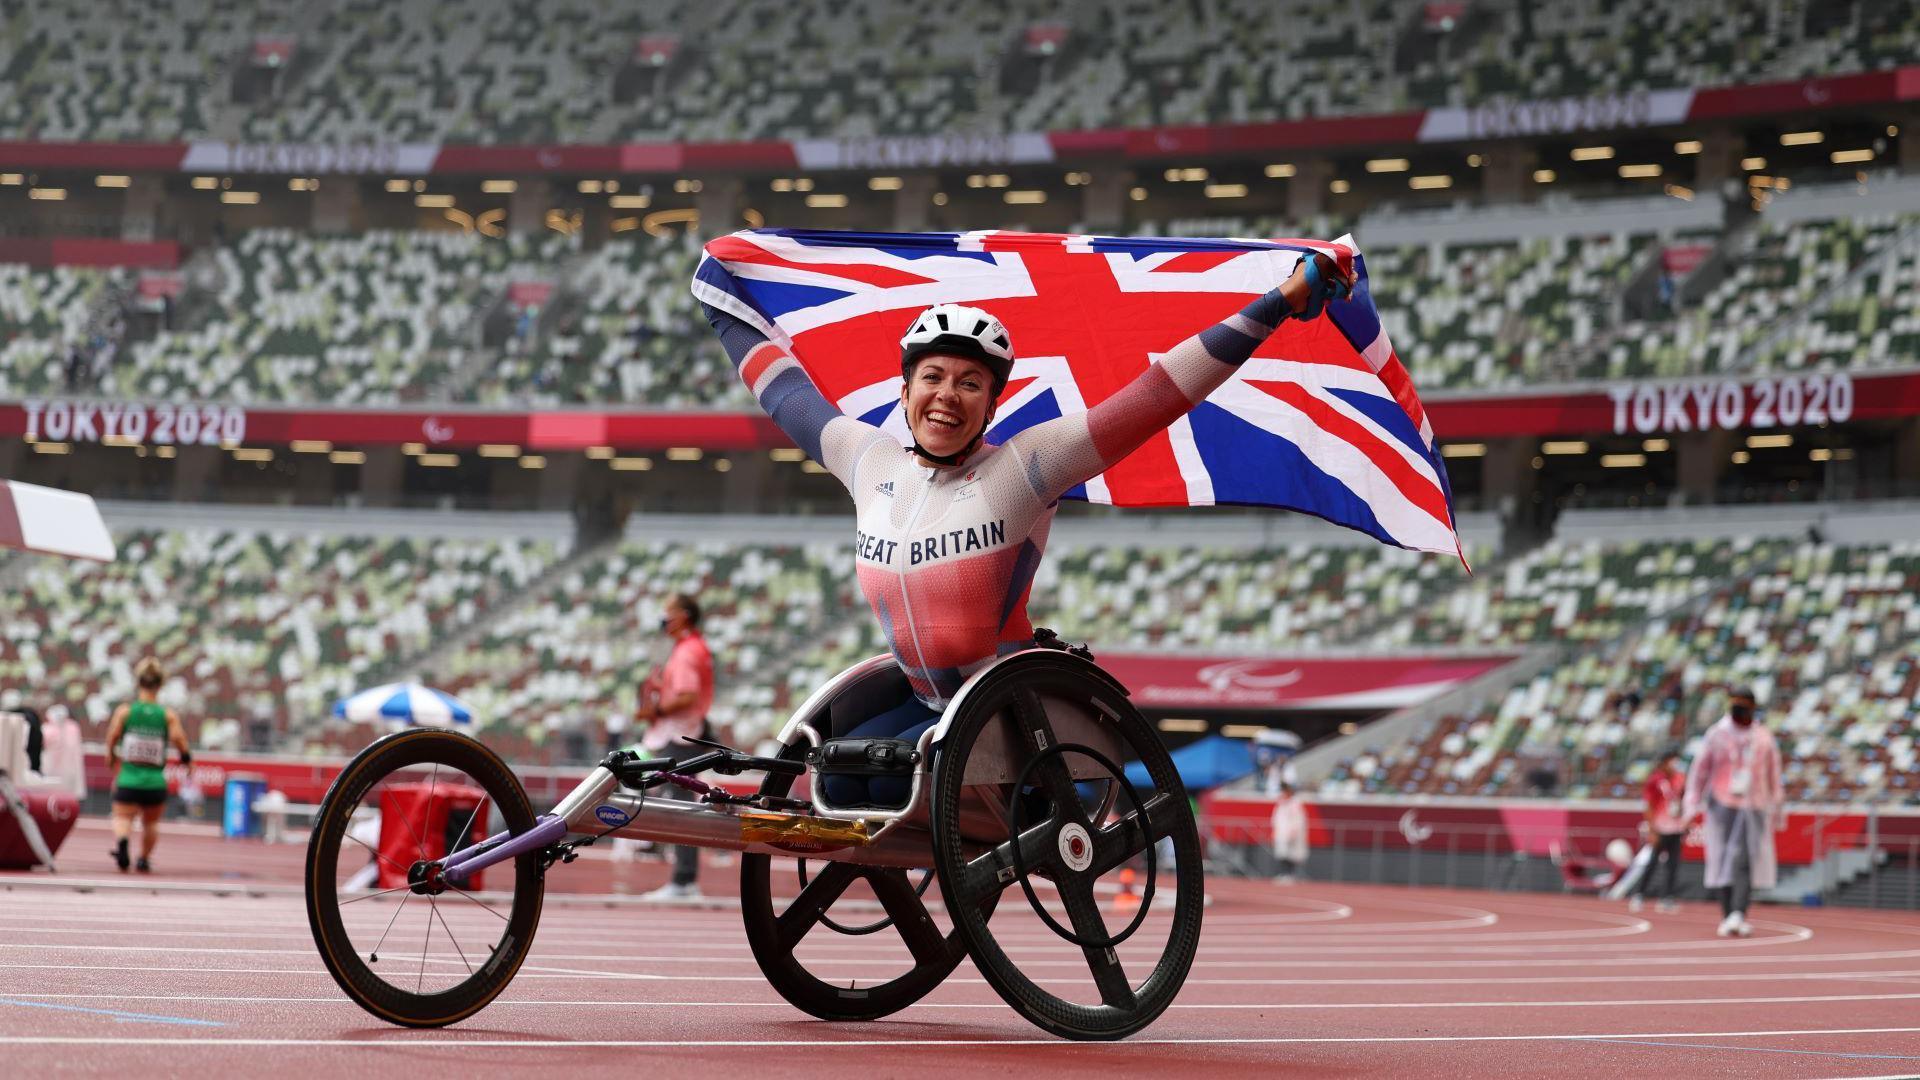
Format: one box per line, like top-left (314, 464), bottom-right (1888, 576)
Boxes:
top-left (1110, 866), bottom-right (1140, 915)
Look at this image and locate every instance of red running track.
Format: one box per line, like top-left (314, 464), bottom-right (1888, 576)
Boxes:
top-left (4, 818), bottom-right (1920, 1078)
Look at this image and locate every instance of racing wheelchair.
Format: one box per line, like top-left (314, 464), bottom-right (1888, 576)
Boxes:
top-left (304, 632), bottom-right (1204, 1041)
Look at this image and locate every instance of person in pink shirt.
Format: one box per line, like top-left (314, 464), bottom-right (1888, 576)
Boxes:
top-left (1683, 688), bottom-right (1785, 938)
top-left (633, 593), bottom-right (716, 900)
top-left (1627, 747), bottom-right (1687, 913)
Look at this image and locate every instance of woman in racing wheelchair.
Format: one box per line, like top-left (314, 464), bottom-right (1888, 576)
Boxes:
top-left (696, 252), bottom-right (1351, 808)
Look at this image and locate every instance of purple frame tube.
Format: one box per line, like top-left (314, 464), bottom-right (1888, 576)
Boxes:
top-left (440, 814), bottom-right (566, 885)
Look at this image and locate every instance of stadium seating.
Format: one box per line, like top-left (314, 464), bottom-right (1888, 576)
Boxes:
top-left (433, 538), bottom-right (859, 752)
top-left (3, 0), bottom-right (1916, 143)
top-left (104, 229), bottom-right (568, 403)
top-left (0, 528), bottom-right (559, 743)
top-left (476, 231), bottom-right (747, 407)
top-left (1347, 539), bottom-right (1920, 801)
top-left (1597, 213), bottom-right (1920, 381)
top-left (0, 265), bottom-right (129, 397)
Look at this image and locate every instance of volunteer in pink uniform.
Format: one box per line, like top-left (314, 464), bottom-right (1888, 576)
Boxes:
top-left (695, 247), bottom-right (1352, 806)
top-left (633, 592), bottom-right (715, 899)
top-left (1684, 688), bottom-right (1784, 938)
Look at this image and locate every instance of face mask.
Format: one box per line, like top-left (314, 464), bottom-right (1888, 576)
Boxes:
top-left (658, 617), bottom-right (673, 633)
top-left (1730, 704), bottom-right (1754, 725)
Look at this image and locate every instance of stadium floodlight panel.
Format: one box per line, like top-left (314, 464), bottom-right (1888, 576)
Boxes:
top-left (1441, 443), bottom-right (1486, 458)
top-left (577, 179), bottom-right (604, 193)
top-left (1570, 145), bottom-right (1614, 161)
top-left (805, 193), bottom-right (849, 208)
top-left (610, 195), bottom-right (651, 210)
top-left (713, 458), bottom-right (733, 473)
top-left (585, 445), bottom-right (616, 459)
top-left (1780, 130), bottom-right (1824, 146)
top-left (0, 174), bottom-right (21, 185)
top-left (1409, 174), bottom-right (1452, 190)
top-left (1810, 448), bottom-right (1834, 462)
top-left (31, 442), bottom-right (70, 455)
top-left (1731, 450), bottom-right (1752, 464)
top-left (1264, 163), bottom-right (1296, 178)
top-left (1542, 440), bottom-right (1588, 455)
top-left (417, 453), bottom-right (460, 468)
top-left (28, 188), bottom-right (66, 200)
top-left (95, 175), bottom-right (131, 188)
top-left (384, 179), bottom-right (412, 193)
top-left (1202, 183), bottom-right (1248, 198)
top-left (518, 455), bottom-right (546, 470)
top-left (1220, 723), bottom-right (1274, 740)
top-left (290, 440), bottom-right (332, 454)
top-left (610, 456), bottom-right (653, 471)
top-left (1831, 149), bottom-right (1875, 164)
top-left (769, 448), bottom-right (807, 462)
top-left (1329, 179), bottom-right (1351, 193)
top-left (328, 450), bottom-right (366, 465)
top-left (1642, 438), bottom-right (1671, 452)
top-left (1157, 718), bottom-right (1210, 734)
top-left (1365, 157), bottom-right (1410, 173)
top-left (1618, 163), bottom-right (1663, 178)
top-left (1533, 169), bottom-right (1557, 183)
top-left (481, 179), bottom-right (517, 194)
top-left (1747, 433), bottom-right (1794, 449)
top-left (665, 446), bottom-right (704, 461)
top-left (1129, 186), bottom-right (1148, 201)
top-left (1675, 140), bottom-right (1704, 154)
top-left (868, 176), bottom-right (904, 190)
top-left (477, 444), bottom-right (521, 458)
top-left (1742, 156), bottom-right (1768, 170)
top-left (1003, 189), bottom-right (1047, 204)
top-left (231, 447), bottom-right (274, 462)
top-left (414, 194), bottom-right (454, 208)
top-left (1600, 453), bottom-right (1647, 468)
top-left (221, 191), bottom-right (261, 204)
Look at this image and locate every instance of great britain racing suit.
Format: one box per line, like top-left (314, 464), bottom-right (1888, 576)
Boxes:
top-left (697, 276), bottom-right (1304, 804)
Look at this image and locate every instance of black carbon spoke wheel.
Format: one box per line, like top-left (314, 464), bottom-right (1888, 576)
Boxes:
top-left (929, 654), bottom-right (1204, 1041)
top-left (305, 728), bottom-right (544, 1028)
top-left (741, 741), bottom-right (987, 1021)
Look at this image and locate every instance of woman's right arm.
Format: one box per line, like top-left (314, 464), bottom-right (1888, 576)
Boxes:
top-left (104, 705), bottom-right (127, 774)
top-left (698, 300), bottom-right (891, 492)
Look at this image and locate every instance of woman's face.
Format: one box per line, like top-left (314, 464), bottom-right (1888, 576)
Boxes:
top-left (901, 354), bottom-right (995, 461)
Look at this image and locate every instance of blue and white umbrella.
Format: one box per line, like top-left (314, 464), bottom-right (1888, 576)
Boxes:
top-left (332, 683), bottom-right (476, 727)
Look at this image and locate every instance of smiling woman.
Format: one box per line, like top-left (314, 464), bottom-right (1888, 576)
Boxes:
top-left (897, 302), bottom-right (1014, 465)
top-left (695, 246), bottom-right (1352, 806)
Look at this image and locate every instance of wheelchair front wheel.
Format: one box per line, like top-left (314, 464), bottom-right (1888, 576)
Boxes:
top-left (305, 727), bottom-right (545, 1027)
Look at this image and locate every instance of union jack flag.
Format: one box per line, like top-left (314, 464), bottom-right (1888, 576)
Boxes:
top-left (694, 228), bottom-right (1462, 561)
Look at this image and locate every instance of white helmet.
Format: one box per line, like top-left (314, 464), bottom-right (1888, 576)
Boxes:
top-left (900, 303), bottom-right (1014, 391)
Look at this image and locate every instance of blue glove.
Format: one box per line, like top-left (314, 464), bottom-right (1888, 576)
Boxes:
top-left (1288, 254), bottom-right (1353, 322)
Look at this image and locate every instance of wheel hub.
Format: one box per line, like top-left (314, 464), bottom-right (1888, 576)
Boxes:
top-left (1056, 822), bottom-right (1094, 873)
top-left (407, 859), bottom-right (449, 896)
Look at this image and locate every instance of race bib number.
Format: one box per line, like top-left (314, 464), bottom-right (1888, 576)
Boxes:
top-left (121, 731), bottom-right (166, 767)
top-left (1728, 766), bottom-right (1752, 798)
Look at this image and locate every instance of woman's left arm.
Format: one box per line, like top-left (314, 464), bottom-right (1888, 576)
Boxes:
top-left (1007, 252), bottom-right (1347, 503)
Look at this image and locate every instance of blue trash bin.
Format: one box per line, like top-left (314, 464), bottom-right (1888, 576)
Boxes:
top-left (223, 773), bottom-right (268, 838)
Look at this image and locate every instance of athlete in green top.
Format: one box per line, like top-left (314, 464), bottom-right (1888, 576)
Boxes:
top-left (104, 657), bottom-right (191, 873)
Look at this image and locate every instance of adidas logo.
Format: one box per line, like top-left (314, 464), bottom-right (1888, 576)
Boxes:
top-left (874, 481), bottom-right (895, 498)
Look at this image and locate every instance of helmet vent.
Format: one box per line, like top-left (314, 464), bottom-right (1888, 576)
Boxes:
top-left (935, 312), bottom-right (950, 331)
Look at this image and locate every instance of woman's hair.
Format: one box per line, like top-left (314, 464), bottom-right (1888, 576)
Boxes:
top-left (134, 657), bottom-right (165, 690)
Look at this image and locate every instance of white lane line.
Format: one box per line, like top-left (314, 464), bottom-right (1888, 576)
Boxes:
top-left (10, 991), bottom-right (1920, 1011)
top-left (4, 1026), bottom-right (1920, 1048)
